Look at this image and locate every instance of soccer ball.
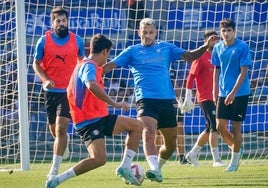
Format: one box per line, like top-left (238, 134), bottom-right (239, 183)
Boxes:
top-left (131, 163), bottom-right (145, 184)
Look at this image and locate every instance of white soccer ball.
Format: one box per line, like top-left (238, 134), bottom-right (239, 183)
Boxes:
top-left (131, 163), bottom-right (145, 184)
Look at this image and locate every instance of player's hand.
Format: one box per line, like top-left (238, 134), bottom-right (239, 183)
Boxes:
top-left (181, 89), bottom-right (195, 114)
top-left (114, 101), bottom-right (128, 112)
top-left (43, 79), bottom-right (55, 89)
top-left (176, 97), bottom-right (184, 109)
top-left (206, 35), bottom-right (220, 48)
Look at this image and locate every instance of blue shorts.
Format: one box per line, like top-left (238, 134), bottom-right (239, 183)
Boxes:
top-left (136, 98), bottom-right (177, 129)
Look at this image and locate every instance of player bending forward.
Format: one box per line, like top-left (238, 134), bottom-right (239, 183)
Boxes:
top-left (45, 34), bottom-right (143, 188)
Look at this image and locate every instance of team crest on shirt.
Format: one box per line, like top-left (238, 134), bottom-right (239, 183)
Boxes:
top-left (157, 49), bottom-right (161, 53)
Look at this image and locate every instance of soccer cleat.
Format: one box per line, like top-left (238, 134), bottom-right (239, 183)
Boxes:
top-left (213, 161), bottom-right (227, 167)
top-left (186, 152), bottom-right (199, 167)
top-left (45, 176), bottom-right (59, 188)
top-left (178, 155), bottom-right (189, 165)
top-left (116, 166), bottom-right (141, 186)
top-left (145, 169), bottom-right (163, 183)
top-left (223, 164), bottom-right (238, 172)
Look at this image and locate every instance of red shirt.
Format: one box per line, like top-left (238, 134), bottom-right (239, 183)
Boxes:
top-left (67, 60), bottom-right (108, 125)
top-left (186, 51), bottom-right (213, 103)
top-left (41, 30), bottom-right (78, 89)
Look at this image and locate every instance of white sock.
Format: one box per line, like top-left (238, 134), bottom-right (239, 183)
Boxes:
top-left (120, 149), bottom-right (136, 168)
top-left (57, 168), bottom-right (76, 184)
top-left (211, 147), bottom-right (221, 162)
top-left (147, 155), bottom-right (159, 171)
top-left (191, 144), bottom-right (202, 156)
top-left (230, 151), bottom-right (240, 166)
top-left (48, 155), bottom-right (63, 176)
top-left (158, 157), bottom-right (167, 170)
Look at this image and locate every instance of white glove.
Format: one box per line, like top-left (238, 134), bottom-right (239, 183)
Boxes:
top-left (181, 89), bottom-right (195, 114)
top-left (176, 97), bottom-right (183, 109)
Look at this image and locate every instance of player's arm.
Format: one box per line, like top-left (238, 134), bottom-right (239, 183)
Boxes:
top-left (32, 59), bottom-right (54, 89)
top-left (225, 66), bottom-right (248, 105)
top-left (86, 80), bottom-right (127, 110)
top-left (213, 66), bottom-right (220, 103)
top-left (181, 35), bottom-right (219, 62)
top-left (102, 61), bottom-right (117, 74)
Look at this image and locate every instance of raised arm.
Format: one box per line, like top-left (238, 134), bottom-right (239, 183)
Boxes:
top-left (213, 66), bottom-right (220, 104)
top-left (102, 61), bottom-right (117, 74)
top-left (182, 35), bottom-right (219, 62)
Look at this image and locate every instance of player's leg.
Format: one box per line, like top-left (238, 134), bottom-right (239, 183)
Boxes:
top-left (45, 92), bottom-right (70, 178)
top-left (224, 95), bottom-right (248, 172)
top-left (176, 115), bottom-right (188, 165)
top-left (46, 139), bottom-right (107, 188)
top-left (158, 127), bottom-right (177, 160)
top-left (203, 100), bottom-right (226, 166)
top-left (113, 115), bottom-right (143, 186)
top-left (215, 97), bottom-right (234, 148)
top-left (186, 130), bottom-right (208, 166)
top-left (155, 129), bottom-right (162, 152)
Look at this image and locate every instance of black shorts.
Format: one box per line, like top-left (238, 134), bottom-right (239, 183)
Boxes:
top-left (199, 100), bottom-right (217, 132)
top-left (136, 99), bottom-right (177, 129)
top-left (76, 115), bottom-right (117, 146)
top-left (44, 91), bottom-right (71, 124)
top-left (216, 95), bottom-right (249, 121)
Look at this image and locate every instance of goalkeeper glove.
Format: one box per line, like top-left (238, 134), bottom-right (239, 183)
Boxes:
top-left (181, 89), bottom-right (195, 114)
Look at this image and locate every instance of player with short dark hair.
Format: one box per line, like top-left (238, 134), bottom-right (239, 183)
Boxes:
top-left (212, 18), bottom-right (251, 172)
top-left (182, 30), bottom-right (226, 167)
top-left (45, 34), bottom-right (143, 188)
top-left (103, 18), bottom-right (219, 182)
top-left (33, 6), bottom-right (84, 182)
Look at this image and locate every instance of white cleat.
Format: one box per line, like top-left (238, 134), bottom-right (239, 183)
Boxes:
top-left (213, 161), bottom-right (227, 167)
top-left (186, 152), bottom-right (199, 167)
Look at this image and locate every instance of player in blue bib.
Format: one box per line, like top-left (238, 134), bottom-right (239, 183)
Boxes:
top-left (103, 18), bottom-right (219, 183)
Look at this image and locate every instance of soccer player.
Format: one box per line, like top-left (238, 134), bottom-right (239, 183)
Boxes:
top-left (45, 34), bottom-right (143, 188)
top-left (103, 18), bottom-right (219, 182)
top-left (212, 19), bottom-right (251, 172)
top-left (32, 7), bottom-right (84, 180)
top-left (182, 30), bottom-right (226, 167)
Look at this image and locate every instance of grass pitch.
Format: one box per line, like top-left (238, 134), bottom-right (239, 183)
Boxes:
top-left (1, 160), bottom-right (268, 188)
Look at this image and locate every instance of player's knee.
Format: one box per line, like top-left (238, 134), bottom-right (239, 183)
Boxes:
top-left (93, 156), bottom-right (107, 167)
top-left (135, 121), bottom-right (143, 133)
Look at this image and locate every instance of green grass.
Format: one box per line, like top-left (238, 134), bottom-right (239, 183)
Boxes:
top-left (1, 161), bottom-right (268, 188)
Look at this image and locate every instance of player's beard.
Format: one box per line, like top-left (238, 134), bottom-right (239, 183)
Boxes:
top-left (55, 26), bottom-right (69, 38)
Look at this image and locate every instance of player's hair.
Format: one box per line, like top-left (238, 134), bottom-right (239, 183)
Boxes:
top-left (204, 30), bottom-right (217, 40)
top-left (139, 18), bottom-right (155, 27)
top-left (220, 18), bottom-right (236, 30)
top-left (90, 34), bottom-right (113, 54)
top-left (50, 7), bottom-right (69, 21)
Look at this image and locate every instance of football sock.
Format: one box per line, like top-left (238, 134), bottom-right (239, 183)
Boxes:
top-left (211, 147), bottom-right (221, 162)
top-left (230, 151), bottom-right (240, 166)
top-left (120, 149), bottom-right (136, 168)
top-left (48, 154), bottom-right (63, 176)
top-left (147, 155), bottom-right (159, 171)
top-left (57, 168), bottom-right (76, 184)
top-left (158, 157), bottom-right (167, 169)
top-left (191, 144), bottom-right (202, 156)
